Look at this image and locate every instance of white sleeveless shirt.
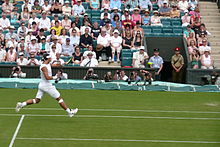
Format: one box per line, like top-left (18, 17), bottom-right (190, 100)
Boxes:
top-left (39, 63), bottom-right (52, 86)
top-left (202, 55), bottom-right (212, 66)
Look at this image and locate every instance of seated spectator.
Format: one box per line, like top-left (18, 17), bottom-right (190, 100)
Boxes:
top-left (62, 15), bottom-right (72, 30)
top-left (187, 32), bottom-right (197, 46)
top-left (91, 22), bottom-right (101, 40)
top-left (6, 44), bottom-right (17, 62)
top-left (111, 14), bottom-right (121, 28)
top-left (30, 22), bottom-right (39, 36)
top-left (17, 38), bottom-right (28, 52)
top-left (139, 0), bottom-right (152, 12)
top-left (199, 39), bottom-right (211, 55)
top-left (101, 7), bottom-right (110, 19)
top-left (123, 30), bottom-right (133, 49)
top-left (189, 0), bottom-right (198, 11)
top-left (69, 21), bottom-right (80, 36)
top-left (28, 13), bottom-right (39, 29)
top-left (110, 0), bottom-right (121, 10)
top-left (58, 29), bottom-right (69, 44)
top-left (0, 28), bottom-right (4, 41)
top-left (131, 8), bottom-right (142, 25)
top-left (0, 13), bottom-right (11, 30)
top-left (190, 49), bottom-right (200, 69)
top-left (50, 36), bottom-right (62, 54)
top-left (157, 0), bottom-right (166, 8)
top-left (5, 26), bottom-right (20, 43)
top-left (72, 0), bottom-right (85, 17)
top-left (51, 0), bottom-right (62, 16)
top-left (101, 0), bottom-right (110, 10)
top-left (32, 0), bottom-right (42, 14)
top-left (126, 0), bottom-right (139, 11)
top-left (38, 12), bottom-right (51, 31)
top-left (83, 68), bottom-right (99, 80)
top-left (188, 40), bottom-right (198, 55)
top-left (17, 22), bottom-right (28, 39)
top-left (127, 71), bottom-right (142, 84)
top-left (151, 11), bottom-right (162, 26)
top-left (181, 10), bottom-right (190, 27)
top-left (170, 5), bottom-right (180, 18)
top-left (9, 66), bottom-right (26, 78)
top-left (197, 32), bottom-right (208, 47)
top-left (132, 30), bottom-right (143, 50)
top-left (16, 52), bottom-right (28, 66)
top-left (79, 28), bottom-right (93, 48)
top-left (110, 7), bottom-right (121, 21)
top-left (27, 36), bottom-right (40, 55)
top-left (39, 36), bottom-right (49, 54)
top-left (62, 1), bottom-right (72, 16)
top-left (0, 46), bottom-right (6, 62)
top-left (25, 29), bottom-right (34, 44)
top-left (62, 38), bottom-right (74, 56)
top-left (36, 28), bottom-right (46, 43)
top-left (51, 53), bottom-right (65, 66)
top-left (121, 9), bottom-right (131, 21)
top-left (51, 21), bottom-right (63, 36)
top-left (100, 13), bottom-right (111, 27)
top-left (2, 0), bottom-right (14, 15)
top-left (140, 70), bottom-right (152, 85)
top-left (21, 7), bottom-right (30, 22)
top-left (80, 21), bottom-right (92, 35)
top-left (113, 70), bottom-right (128, 81)
top-left (51, 15), bottom-right (61, 27)
top-left (148, 48), bottom-right (163, 80)
top-left (6, 36), bottom-right (18, 49)
top-left (55, 69), bottom-right (68, 82)
top-left (190, 7), bottom-right (200, 23)
top-left (69, 46), bottom-right (83, 65)
top-left (133, 21), bottom-right (144, 37)
top-left (159, 1), bottom-right (171, 17)
top-left (142, 10), bottom-right (151, 25)
top-left (10, 7), bottom-right (20, 24)
top-left (183, 25), bottom-right (195, 40)
top-left (83, 45), bottom-right (97, 59)
top-left (80, 52), bottom-right (98, 67)
top-left (90, 0), bottom-right (100, 10)
top-left (178, 0), bottom-right (189, 12)
top-left (70, 29), bottom-right (80, 46)
top-left (197, 24), bottom-right (210, 38)
top-left (102, 20), bottom-right (113, 35)
top-left (46, 29), bottom-right (57, 43)
top-left (74, 15), bottom-right (82, 28)
top-left (104, 71), bottom-right (113, 82)
top-left (110, 29), bottom-right (122, 62)
top-left (132, 46), bottom-right (148, 68)
top-left (27, 53), bottom-right (40, 66)
top-left (42, 0), bottom-right (51, 15)
top-left (82, 14), bottom-right (92, 27)
top-left (201, 50), bottom-right (214, 69)
top-left (122, 15), bottom-right (135, 29)
top-left (22, 0), bottom-right (32, 13)
top-left (112, 21), bottom-right (123, 35)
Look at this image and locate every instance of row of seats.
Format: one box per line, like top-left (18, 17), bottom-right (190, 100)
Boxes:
top-left (121, 49), bottom-right (138, 67)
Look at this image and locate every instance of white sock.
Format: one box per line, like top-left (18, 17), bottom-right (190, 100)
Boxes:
top-left (21, 102), bottom-right (27, 107)
top-left (66, 108), bottom-right (71, 113)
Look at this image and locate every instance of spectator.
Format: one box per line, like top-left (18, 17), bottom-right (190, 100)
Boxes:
top-left (39, 11), bottom-right (51, 31)
top-left (101, 7), bottom-right (110, 19)
top-left (30, 21), bottom-right (39, 36)
top-left (189, 7), bottom-right (200, 23)
top-left (112, 21), bottom-right (123, 35)
top-left (110, 29), bottom-right (122, 62)
top-left (21, 7), bottom-right (30, 22)
top-left (50, 36), bottom-right (62, 54)
top-left (22, 0), bottom-right (32, 13)
top-left (70, 29), bottom-right (80, 46)
top-left (58, 28), bottom-right (69, 44)
top-left (83, 45), bottom-right (97, 59)
top-left (10, 7), bottom-right (20, 24)
top-left (82, 13), bottom-right (92, 27)
top-left (74, 15), bottom-right (82, 28)
top-left (139, 0), bottom-right (152, 11)
top-left (62, 38), bottom-right (74, 56)
top-left (190, 49), bottom-right (200, 69)
top-left (142, 10), bottom-right (151, 25)
top-left (148, 48), bottom-right (163, 81)
top-left (51, 53), bottom-right (65, 66)
top-left (55, 69), bottom-right (68, 82)
top-left (123, 30), bottom-right (133, 49)
top-left (16, 52), bottom-right (28, 66)
top-left (90, 0), bottom-right (100, 10)
top-left (111, 14), bottom-right (121, 28)
top-left (7, 36), bottom-right (18, 49)
top-left (199, 39), bottom-right (211, 55)
top-left (80, 21), bottom-right (92, 35)
top-left (113, 70), bottom-right (128, 81)
top-left (2, 0), bottom-right (14, 15)
top-left (5, 26), bottom-right (20, 43)
top-left (197, 24), bottom-right (210, 38)
top-left (80, 52), bottom-right (98, 67)
top-left (151, 11), bottom-right (162, 26)
top-left (28, 13), bottom-right (39, 29)
top-left (188, 40), bottom-right (198, 55)
top-left (17, 22), bottom-right (28, 39)
top-left (100, 13), bottom-right (111, 27)
top-left (0, 46), bottom-right (6, 62)
top-left (69, 21), bottom-right (80, 36)
top-left (171, 47), bottom-right (184, 83)
top-left (110, 7), bottom-right (121, 21)
top-left (125, 0), bottom-right (138, 11)
top-left (197, 32), bottom-right (208, 47)
top-left (46, 29), bottom-right (57, 43)
top-left (183, 25), bottom-right (195, 40)
top-left (178, 0), bottom-right (189, 12)
top-left (51, 20), bottom-right (63, 36)
top-left (51, 15), bottom-right (61, 27)
top-left (69, 46), bottom-right (83, 65)
top-left (133, 21), bottom-right (144, 37)
top-left (201, 50), bottom-right (214, 69)
top-left (9, 66), bottom-right (26, 78)
top-left (187, 32), bottom-right (197, 46)
top-left (159, 1), bottom-right (171, 17)
top-left (51, 0), bottom-right (62, 15)
top-left (27, 53), bottom-right (40, 66)
top-left (0, 13), bottom-right (11, 30)
top-left (132, 46), bottom-right (149, 68)
top-left (110, 0), bottom-right (121, 10)
top-left (140, 70), bottom-right (152, 85)
top-left (27, 36), bottom-right (40, 55)
top-left (6, 44), bottom-right (17, 62)
top-left (83, 68), bottom-right (99, 80)
top-left (104, 71), bottom-right (113, 82)
top-left (122, 15), bottom-right (135, 29)
top-left (132, 30), bottom-right (143, 50)
top-left (32, 0), bottom-right (42, 14)
top-left (121, 9), bottom-right (131, 21)
top-left (181, 10), bottom-right (190, 27)
top-left (101, 0), bottom-right (110, 10)
top-left (62, 15), bottom-right (72, 30)
top-left (131, 8), bottom-right (142, 25)
top-left (62, 1), bottom-right (72, 16)
top-left (127, 71), bottom-right (142, 84)
top-left (25, 29), bottom-right (34, 44)
top-left (189, 0), bottom-right (198, 11)
top-left (36, 28), bottom-right (46, 43)
top-left (79, 28), bottom-right (93, 48)
top-left (170, 5), bottom-right (180, 18)
top-left (42, 0), bottom-right (51, 15)
top-left (102, 20), bottom-right (113, 35)
top-left (91, 22), bottom-right (101, 40)
top-left (39, 36), bottom-right (49, 54)
top-left (72, 0), bottom-right (85, 17)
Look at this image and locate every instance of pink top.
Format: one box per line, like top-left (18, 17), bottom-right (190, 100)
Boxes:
top-left (131, 14), bottom-right (141, 24)
top-left (7, 50), bottom-right (16, 62)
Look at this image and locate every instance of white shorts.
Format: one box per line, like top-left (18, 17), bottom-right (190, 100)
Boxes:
top-left (36, 84), bottom-right (60, 99)
top-left (111, 46), bottom-right (122, 53)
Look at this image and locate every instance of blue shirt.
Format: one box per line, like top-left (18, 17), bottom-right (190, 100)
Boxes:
top-left (149, 55), bottom-right (164, 68)
top-left (110, 0), bottom-right (121, 10)
top-left (139, 0), bottom-right (152, 9)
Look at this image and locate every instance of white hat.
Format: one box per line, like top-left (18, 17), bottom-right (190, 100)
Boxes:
top-left (139, 46), bottom-right (145, 50)
top-left (28, 29), bottom-right (33, 32)
top-left (9, 44), bottom-right (14, 48)
top-left (133, 7), bottom-right (139, 10)
top-left (113, 7), bottom-right (118, 10)
top-left (31, 36), bottom-right (37, 40)
top-left (184, 10), bottom-right (188, 13)
top-left (0, 27), bottom-right (3, 30)
top-left (104, 6), bottom-right (109, 10)
top-left (9, 26), bottom-right (15, 29)
top-left (19, 52), bottom-right (24, 56)
top-left (113, 29), bottom-right (119, 34)
top-left (163, 1), bottom-right (168, 4)
top-left (64, 0), bottom-right (70, 3)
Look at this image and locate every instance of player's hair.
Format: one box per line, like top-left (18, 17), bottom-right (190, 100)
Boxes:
top-left (42, 53), bottom-right (50, 61)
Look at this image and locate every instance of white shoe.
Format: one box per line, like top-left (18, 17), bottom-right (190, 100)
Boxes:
top-left (16, 102), bottom-right (22, 112)
top-left (108, 57), bottom-right (111, 63)
top-left (112, 58), bottom-right (114, 62)
top-left (117, 59), bottom-right (120, 63)
top-left (98, 57), bottom-right (102, 62)
top-left (68, 108), bottom-right (78, 117)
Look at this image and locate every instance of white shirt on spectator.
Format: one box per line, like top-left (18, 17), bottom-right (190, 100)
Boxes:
top-left (17, 58), bottom-right (29, 65)
top-left (0, 18), bottom-right (10, 29)
top-left (199, 46), bottom-right (211, 54)
top-left (70, 36), bottom-right (80, 46)
top-left (80, 58), bottom-right (98, 67)
top-left (27, 58), bottom-right (40, 66)
top-left (28, 18), bottom-right (40, 26)
top-left (42, 4), bottom-right (51, 12)
top-left (83, 51), bottom-right (97, 59)
top-left (28, 43), bottom-right (40, 53)
top-left (39, 17), bottom-right (51, 30)
top-left (50, 43), bottom-right (62, 54)
top-left (178, 1), bottom-right (189, 11)
top-left (22, 3), bottom-right (32, 12)
top-left (110, 36), bottom-right (122, 47)
top-left (0, 49), bottom-right (6, 61)
top-left (72, 4), bottom-right (85, 16)
top-left (133, 51), bottom-right (148, 68)
top-left (97, 34), bottom-right (111, 47)
top-left (80, 26), bottom-right (91, 35)
top-left (51, 58), bottom-right (65, 66)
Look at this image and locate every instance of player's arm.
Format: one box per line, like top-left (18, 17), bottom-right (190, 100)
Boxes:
top-left (41, 67), bottom-right (56, 80)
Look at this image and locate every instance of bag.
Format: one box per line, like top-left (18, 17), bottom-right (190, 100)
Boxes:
top-left (96, 44), bottom-right (104, 51)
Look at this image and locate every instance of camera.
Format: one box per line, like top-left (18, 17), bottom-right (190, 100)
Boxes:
top-left (55, 77), bottom-right (61, 83)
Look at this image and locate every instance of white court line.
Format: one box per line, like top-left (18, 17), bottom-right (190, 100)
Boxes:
top-left (0, 107), bottom-right (220, 114)
top-left (0, 113), bottom-right (220, 120)
top-left (9, 115), bottom-right (25, 147)
top-left (16, 137), bottom-right (220, 144)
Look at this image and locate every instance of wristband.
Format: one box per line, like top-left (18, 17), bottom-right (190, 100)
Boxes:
top-left (52, 76), bottom-right (57, 80)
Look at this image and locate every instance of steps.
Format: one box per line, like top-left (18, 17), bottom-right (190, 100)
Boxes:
top-left (200, 1), bottom-right (220, 68)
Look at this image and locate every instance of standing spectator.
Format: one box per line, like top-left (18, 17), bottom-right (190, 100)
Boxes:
top-left (0, 13), bottom-right (11, 30)
top-left (0, 46), bottom-right (6, 62)
top-left (159, 1), bottom-right (172, 17)
top-left (101, 0), bottom-right (110, 10)
top-left (170, 5), bottom-right (180, 18)
top-left (91, 22), bottom-right (101, 40)
top-left (171, 47), bottom-right (184, 83)
top-left (90, 0), bottom-right (100, 10)
top-left (83, 45), bottom-right (97, 59)
top-left (6, 44), bottom-right (17, 62)
top-left (123, 31), bottom-right (133, 49)
top-left (131, 8), bottom-right (142, 25)
top-left (62, 38), bottom-right (74, 56)
top-left (178, 0), bottom-right (189, 12)
top-left (80, 52), bottom-right (98, 67)
top-left (151, 11), bottom-right (162, 26)
top-left (79, 28), bottom-right (93, 48)
top-left (16, 52), bottom-right (29, 66)
top-left (2, 0), bottom-right (14, 15)
top-left (39, 11), bottom-right (51, 31)
top-left (72, 0), bottom-right (85, 17)
top-left (70, 29), bottom-right (80, 46)
top-left (21, 7), bottom-right (30, 22)
top-left (51, 21), bottom-right (63, 36)
top-left (32, 0), bottom-right (42, 14)
top-left (62, 1), bottom-right (72, 16)
top-left (62, 15), bottom-right (72, 30)
top-left (17, 22), bottom-right (28, 38)
top-left (51, 0), bottom-right (62, 16)
top-left (132, 46), bottom-right (149, 68)
top-left (139, 0), bottom-right (152, 11)
top-left (201, 50), bottom-right (214, 69)
top-left (110, 0), bottom-right (121, 10)
top-left (51, 53), bottom-right (65, 66)
top-left (190, 49), bottom-right (200, 69)
top-left (27, 53), bottom-right (40, 66)
top-left (142, 10), bottom-right (151, 26)
top-left (110, 30), bottom-right (122, 62)
top-left (148, 48), bottom-right (163, 81)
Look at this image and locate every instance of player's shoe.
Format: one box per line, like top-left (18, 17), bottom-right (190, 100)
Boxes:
top-left (15, 102), bottom-right (22, 112)
top-left (68, 108), bottom-right (78, 117)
